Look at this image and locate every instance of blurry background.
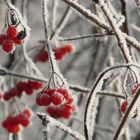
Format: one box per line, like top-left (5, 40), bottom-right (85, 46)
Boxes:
top-left (0, 0), bottom-right (140, 140)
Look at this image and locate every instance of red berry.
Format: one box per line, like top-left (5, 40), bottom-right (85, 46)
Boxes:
top-left (20, 117), bottom-right (30, 127)
top-left (9, 88), bottom-right (19, 97)
top-left (121, 99), bottom-right (128, 113)
top-left (47, 106), bottom-right (56, 116)
top-left (44, 88), bottom-right (55, 96)
top-left (7, 125), bottom-right (21, 134)
top-left (23, 108), bottom-right (32, 118)
top-left (3, 91), bottom-right (11, 101)
top-left (61, 104), bottom-right (75, 119)
top-left (7, 26), bottom-right (18, 40)
top-left (57, 88), bottom-right (69, 99)
top-left (51, 92), bottom-right (64, 105)
top-left (25, 85), bottom-right (33, 95)
top-left (2, 39), bottom-right (15, 53)
top-left (54, 49), bottom-right (64, 60)
top-left (16, 81), bottom-right (27, 92)
top-left (13, 37), bottom-right (24, 45)
top-left (28, 80), bottom-right (44, 89)
top-left (61, 44), bottom-right (75, 54)
top-left (37, 50), bottom-right (48, 62)
top-left (36, 92), bottom-right (51, 106)
top-left (0, 34), bottom-right (6, 45)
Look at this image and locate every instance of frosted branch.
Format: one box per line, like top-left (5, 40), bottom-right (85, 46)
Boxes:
top-left (84, 63), bottom-right (140, 140)
top-left (61, 0), bottom-right (140, 51)
top-left (98, 0), bottom-right (132, 63)
top-left (37, 113), bottom-right (85, 140)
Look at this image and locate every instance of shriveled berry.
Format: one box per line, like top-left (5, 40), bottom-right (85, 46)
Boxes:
top-left (2, 39), bottom-right (15, 53)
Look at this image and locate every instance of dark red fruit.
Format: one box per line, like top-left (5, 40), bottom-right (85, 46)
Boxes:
top-left (28, 80), bottom-right (44, 89)
top-left (2, 39), bottom-right (15, 53)
top-left (54, 49), bottom-right (64, 60)
top-left (7, 26), bottom-right (18, 40)
top-left (121, 99), bottom-right (128, 113)
top-left (36, 92), bottom-right (51, 106)
top-left (61, 44), bottom-right (75, 54)
top-left (51, 92), bottom-right (64, 105)
top-left (0, 34), bottom-right (6, 45)
top-left (37, 50), bottom-right (48, 62)
top-left (13, 38), bottom-right (24, 45)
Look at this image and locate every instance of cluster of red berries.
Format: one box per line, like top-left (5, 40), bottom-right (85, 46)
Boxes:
top-left (3, 80), bottom-right (44, 101)
top-left (37, 44), bottom-right (75, 62)
top-left (120, 83), bottom-right (140, 113)
top-left (2, 108), bottom-right (32, 134)
top-left (36, 88), bottom-right (73, 106)
top-left (0, 25), bottom-right (26, 53)
top-left (36, 88), bottom-right (75, 119)
top-left (47, 103), bottom-right (75, 119)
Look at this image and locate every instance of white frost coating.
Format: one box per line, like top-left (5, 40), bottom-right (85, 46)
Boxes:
top-left (86, 70), bottom-right (111, 135)
top-left (100, 1), bottom-right (132, 63)
top-left (38, 113), bottom-right (85, 140)
top-left (63, 0), bottom-right (110, 31)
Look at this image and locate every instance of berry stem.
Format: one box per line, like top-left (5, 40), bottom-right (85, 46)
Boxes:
top-left (42, 0), bottom-right (55, 73)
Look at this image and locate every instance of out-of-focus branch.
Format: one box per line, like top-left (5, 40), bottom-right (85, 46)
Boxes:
top-left (61, 0), bottom-right (140, 51)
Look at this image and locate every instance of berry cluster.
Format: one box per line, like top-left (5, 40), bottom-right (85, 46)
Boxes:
top-left (36, 88), bottom-right (75, 119)
top-left (36, 88), bottom-right (73, 106)
top-left (2, 108), bottom-right (32, 133)
top-left (47, 103), bottom-right (75, 119)
top-left (0, 25), bottom-right (26, 53)
top-left (37, 44), bottom-right (75, 62)
top-left (120, 83), bottom-right (140, 113)
top-left (3, 80), bottom-right (44, 101)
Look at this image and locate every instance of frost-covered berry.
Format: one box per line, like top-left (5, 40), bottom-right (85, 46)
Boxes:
top-left (51, 92), bottom-right (64, 105)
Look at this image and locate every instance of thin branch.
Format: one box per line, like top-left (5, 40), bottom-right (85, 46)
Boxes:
top-left (37, 113), bottom-right (85, 140)
top-left (50, 6), bottom-right (72, 40)
top-left (42, 0), bottom-right (56, 73)
top-left (99, 0), bottom-right (132, 63)
top-left (58, 32), bottom-right (113, 41)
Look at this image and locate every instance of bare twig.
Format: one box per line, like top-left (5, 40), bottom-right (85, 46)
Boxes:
top-left (58, 32), bottom-right (113, 41)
